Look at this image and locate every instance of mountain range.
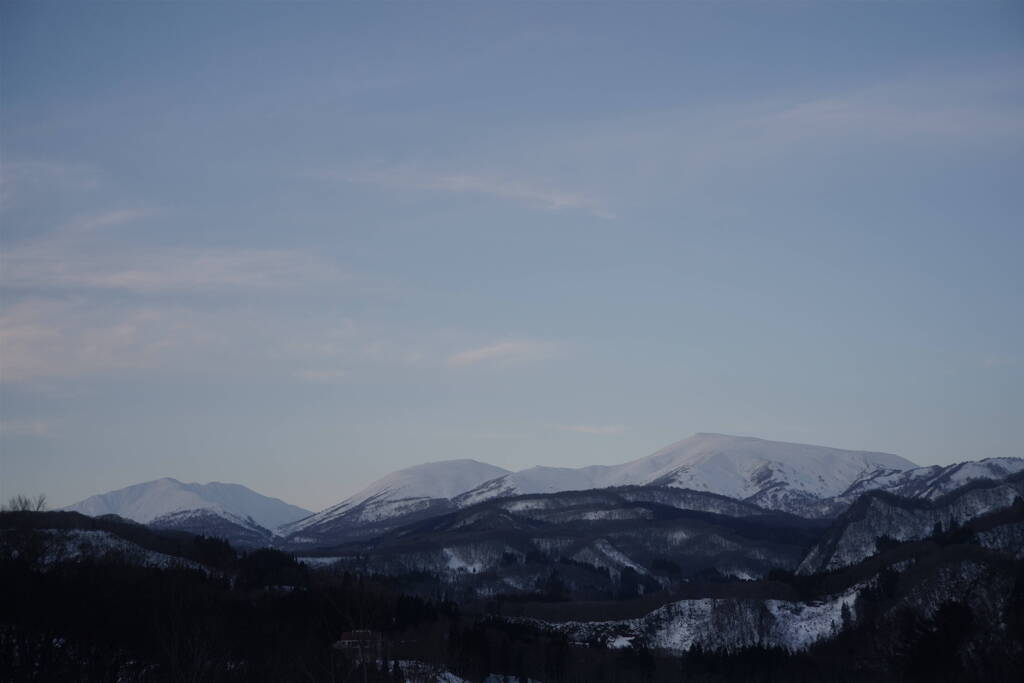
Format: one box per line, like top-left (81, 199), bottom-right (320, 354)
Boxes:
top-left (281, 433), bottom-right (919, 544)
top-left (63, 433), bottom-right (1024, 550)
top-left (29, 431), bottom-right (1024, 665)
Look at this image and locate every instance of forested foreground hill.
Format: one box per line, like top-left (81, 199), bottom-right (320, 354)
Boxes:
top-left (3, 509), bottom-right (1024, 682)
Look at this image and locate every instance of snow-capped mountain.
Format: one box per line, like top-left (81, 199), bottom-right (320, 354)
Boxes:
top-left (283, 434), bottom-right (919, 545)
top-left (281, 459), bottom-right (510, 542)
top-left (65, 478), bottom-right (311, 530)
top-left (457, 433), bottom-right (917, 516)
top-left (838, 457), bottom-right (1024, 503)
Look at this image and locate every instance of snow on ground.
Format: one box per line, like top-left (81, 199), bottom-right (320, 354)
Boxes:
top-left (570, 539), bottom-right (647, 580)
top-left (665, 529), bottom-right (693, 546)
top-left (799, 482), bottom-right (1024, 574)
top-left (764, 591), bottom-right (855, 651)
top-left (392, 661), bottom-right (542, 683)
top-left (443, 547), bottom-right (484, 573)
top-left (723, 568), bottom-right (756, 581)
top-left (297, 556), bottom-right (341, 567)
top-left (608, 635), bottom-right (635, 649)
top-left (978, 521), bottom-right (1024, 559)
top-left (501, 498), bottom-right (559, 513)
top-left (26, 529), bottom-right (203, 570)
top-left (534, 537), bottom-right (575, 554)
top-left (527, 587), bottom-right (860, 653)
top-left (593, 539), bottom-right (647, 574)
top-left (557, 508), bottom-right (652, 522)
top-left (392, 660), bottom-right (469, 683)
top-left (503, 576), bottom-right (532, 591)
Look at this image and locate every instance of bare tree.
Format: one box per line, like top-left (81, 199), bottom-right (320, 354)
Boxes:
top-left (2, 493), bottom-right (47, 512)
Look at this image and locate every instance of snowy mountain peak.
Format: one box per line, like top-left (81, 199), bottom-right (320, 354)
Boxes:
top-left (633, 433), bottom-right (916, 499)
top-left (65, 478), bottom-right (311, 530)
top-left (839, 456), bottom-right (1024, 502)
top-left (455, 433), bottom-right (918, 515)
top-left (345, 459), bottom-right (512, 507)
top-left (281, 459), bottom-right (511, 537)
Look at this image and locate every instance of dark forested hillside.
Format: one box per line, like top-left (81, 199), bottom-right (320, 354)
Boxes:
top-left (3, 504), bottom-right (1023, 683)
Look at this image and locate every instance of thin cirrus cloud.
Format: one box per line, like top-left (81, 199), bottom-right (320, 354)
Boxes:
top-left (281, 326), bottom-right (428, 384)
top-left (2, 213), bottom-right (345, 294)
top-left (756, 95), bottom-right (1024, 142)
top-left (0, 417), bottom-right (53, 438)
top-left (0, 208), bottom-right (354, 383)
top-left (447, 339), bottom-right (558, 367)
top-left (0, 298), bottom-right (214, 383)
top-left (343, 166), bottom-right (615, 220)
top-left (556, 424), bottom-right (627, 436)
top-left (742, 66), bottom-right (1024, 145)
top-left (983, 355), bottom-right (1019, 370)
top-left (0, 297), bottom-right (418, 385)
top-left (292, 368), bottom-right (348, 384)
top-left (551, 66), bottom-right (1024, 192)
top-left (0, 161), bottom-right (102, 210)
top-left (62, 208), bottom-right (154, 234)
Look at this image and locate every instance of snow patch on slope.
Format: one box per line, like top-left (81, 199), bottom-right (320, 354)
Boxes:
top-left (532, 587), bottom-right (859, 653)
top-left (29, 529), bottom-right (203, 570)
top-left (841, 457), bottom-right (1024, 502)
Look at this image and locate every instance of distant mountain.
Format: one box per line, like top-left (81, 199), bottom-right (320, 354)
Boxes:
top-left (838, 457), bottom-right (1024, 503)
top-left (798, 471), bottom-right (1024, 574)
top-left (525, 524), bottom-right (1024, 657)
top-left (296, 487), bottom-right (824, 596)
top-left (65, 478), bottom-right (311, 534)
top-left (280, 459), bottom-right (510, 544)
top-left (75, 437), bottom-right (1021, 553)
top-left (284, 434), bottom-right (918, 544)
top-left (457, 433), bottom-right (917, 516)
top-left (148, 509), bottom-right (273, 548)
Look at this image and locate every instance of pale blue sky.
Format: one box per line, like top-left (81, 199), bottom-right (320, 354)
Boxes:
top-left (2, 1), bottom-right (1022, 511)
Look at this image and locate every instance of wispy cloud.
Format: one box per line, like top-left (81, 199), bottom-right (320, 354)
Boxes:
top-left (740, 66), bottom-right (1024, 146)
top-left (983, 355), bottom-right (1018, 370)
top-left (292, 368), bottom-right (348, 384)
top-left (555, 424), bottom-right (627, 436)
top-left (344, 166), bottom-right (615, 219)
top-left (0, 418), bottom-right (54, 438)
top-left (542, 64), bottom-right (1024, 203)
top-left (0, 161), bottom-right (101, 210)
top-left (0, 297), bottom-right (418, 384)
top-left (278, 322), bottom-right (426, 380)
top-left (10, 246), bottom-right (339, 293)
top-left (0, 205), bottom-right (366, 383)
top-left (447, 339), bottom-right (557, 367)
top-left (2, 211), bottom-right (345, 294)
top-left (63, 208), bottom-right (154, 235)
top-left (0, 299), bottom-right (217, 383)
top-left (757, 95), bottom-right (1024, 142)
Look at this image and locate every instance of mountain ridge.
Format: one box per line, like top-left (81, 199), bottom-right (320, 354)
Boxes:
top-left (64, 477), bottom-right (312, 531)
top-left (293, 433), bottom-right (918, 540)
top-left (62, 434), bottom-right (1023, 551)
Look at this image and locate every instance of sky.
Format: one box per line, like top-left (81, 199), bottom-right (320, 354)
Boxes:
top-left (1, 1), bottom-right (1022, 512)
